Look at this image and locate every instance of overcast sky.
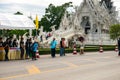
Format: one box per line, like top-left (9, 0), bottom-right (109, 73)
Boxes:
top-left (0, 0), bottom-right (120, 20)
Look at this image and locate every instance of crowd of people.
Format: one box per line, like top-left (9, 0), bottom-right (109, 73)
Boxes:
top-left (0, 36), bottom-right (39, 61)
top-left (0, 35), bottom-right (86, 61)
top-left (1, 35), bottom-right (120, 62)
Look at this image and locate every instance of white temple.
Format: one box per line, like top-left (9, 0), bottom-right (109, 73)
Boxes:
top-left (41, 0), bottom-right (119, 47)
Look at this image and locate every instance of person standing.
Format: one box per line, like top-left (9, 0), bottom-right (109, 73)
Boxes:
top-left (63, 38), bottom-right (66, 56)
top-left (60, 38), bottom-right (63, 56)
top-left (50, 38), bottom-right (57, 58)
top-left (13, 39), bottom-right (18, 47)
top-left (9, 37), bottom-right (13, 47)
top-left (4, 38), bottom-right (10, 61)
top-left (79, 36), bottom-right (85, 55)
top-left (0, 37), bottom-right (4, 60)
top-left (118, 38), bottom-right (120, 56)
top-left (31, 39), bottom-right (39, 60)
top-left (60, 38), bottom-right (66, 56)
top-left (29, 38), bottom-right (33, 58)
top-left (0, 37), bottom-right (3, 47)
top-left (20, 37), bottom-right (25, 59)
top-left (25, 39), bottom-right (30, 59)
top-left (80, 42), bottom-right (85, 55)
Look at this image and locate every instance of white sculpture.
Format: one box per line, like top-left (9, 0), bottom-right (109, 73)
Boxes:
top-left (39, 26), bottom-right (44, 36)
top-left (23, 32), bottom-right (27, 38)
top-left (62, 12), bottom-right (69, 30)
top-left (39, 0), bottom-right (118, 46)
top-left (13, 34), bottom-right (17, 39)
top-left (51, 25), bottom-right (56, 35)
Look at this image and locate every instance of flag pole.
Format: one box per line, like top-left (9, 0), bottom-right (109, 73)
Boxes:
top-left (35, 15), bottom-right (39, 37)
top-left (36, 29), bottom-right (37, 37)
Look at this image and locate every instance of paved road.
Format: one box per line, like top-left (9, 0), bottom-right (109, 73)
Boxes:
top-left (0, 51), bottom-right (120, 80)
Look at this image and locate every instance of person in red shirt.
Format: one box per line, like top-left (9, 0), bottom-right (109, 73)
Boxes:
top-left (60, 38), bottom-right (66, 56)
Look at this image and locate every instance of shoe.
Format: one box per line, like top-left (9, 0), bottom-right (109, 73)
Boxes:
top-left (4, 59), bottom-right (9, 61)
top-left (32, 58), bottom-right (37, 60)
top-left (52, 56), bottom-right (56, 58)
top-left (34, 58), bottom-right (37, 60)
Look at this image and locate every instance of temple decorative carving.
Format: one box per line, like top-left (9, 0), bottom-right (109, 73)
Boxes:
top-left (42, 0), bottom-right (119, 46)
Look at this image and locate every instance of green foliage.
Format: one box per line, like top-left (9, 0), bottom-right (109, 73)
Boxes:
top-left (109, 24), bottom-right (120, 40)
top-left (8, 30), bottom-right (28, 37)
top-left (40, 2), bottom-right (73, 32)
top-left (1, 29), bottom-right (39, 38)
top-left (38, 45), bottom-right (115, 55)
top-left (0, 30), bottom-right (2, 36)
top-left (32, 29), bottom-right (40, 36)
top-left (0, 30), bottom-right (28, 38)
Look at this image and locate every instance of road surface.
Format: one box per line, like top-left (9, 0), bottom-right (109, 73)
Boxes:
top-left (0, 51), bottom-right (120, 80)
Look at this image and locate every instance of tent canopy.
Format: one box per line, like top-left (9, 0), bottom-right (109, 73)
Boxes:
top-left (0, 13), bottom-right (35, 30)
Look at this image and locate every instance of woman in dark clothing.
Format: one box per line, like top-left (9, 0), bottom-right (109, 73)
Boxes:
top-left (31, 39), bottom-right (39, 60)
top-left (8, 37), bottom-right (13, 47)
top-left (4, 38), bottom-right (10, 61)
top-left (25, 39), bottom-right (32, 58)
top-left (0, 37), bottom-right (3, 47)
top-left (118, 38), bottom-right (120, 56)
top-left (0, 37), bottom-right (4, 60)
top-left (29, 38), bottom-right (32, 53)
top-left (20, 37), bottom-right (24, 59)
top-left (13, 39), bottom-right (18, 47)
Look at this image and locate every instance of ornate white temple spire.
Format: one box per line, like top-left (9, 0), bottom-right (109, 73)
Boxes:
top-left (59, 11), bottom-right (69, 31)
top-left (73, 11), bottom-right (84, 33)
top-left (92, 0), bottom-right (99, 5)
top-left (73, 13), bottom-right (79, 29)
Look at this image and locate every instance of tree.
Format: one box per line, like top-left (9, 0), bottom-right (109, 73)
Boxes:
top-left (109, 24), bottom-right (120, 40)
top-left (40, 2), bottom-right (73, 32)
top-left (7, 30), bottom-right (28, 38)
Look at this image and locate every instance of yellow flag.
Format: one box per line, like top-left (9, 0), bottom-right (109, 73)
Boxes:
top-left (35, 15), bottom-right (39, 30)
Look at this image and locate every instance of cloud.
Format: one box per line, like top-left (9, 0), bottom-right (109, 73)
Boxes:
top-left (0, 0), bottom-right (120, 20)
top-left (0, 0), bottom-right (83, 6)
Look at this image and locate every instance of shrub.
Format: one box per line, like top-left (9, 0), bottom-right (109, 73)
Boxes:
top-left (38, 45), bottom-right (115, 55)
